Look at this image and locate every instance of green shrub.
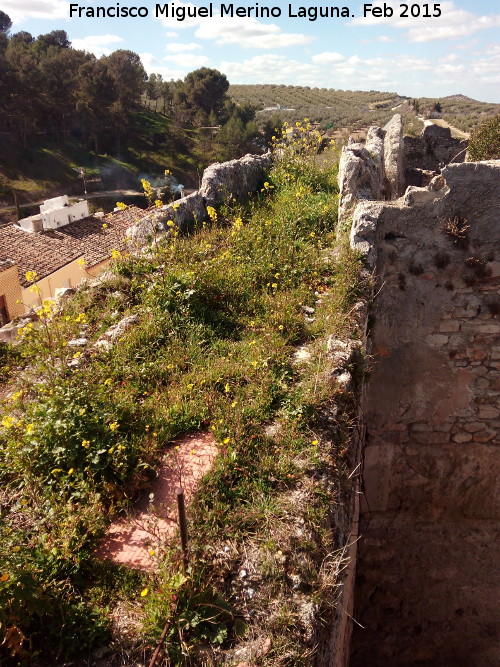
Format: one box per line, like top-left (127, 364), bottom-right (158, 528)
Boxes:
top-left (467, 115), bottom-right (500, 161)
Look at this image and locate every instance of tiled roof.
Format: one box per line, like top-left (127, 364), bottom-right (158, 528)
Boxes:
top-left (0, 206), bottom-right (144, 287)
top-left (0, 259), bottom-right (15, 273)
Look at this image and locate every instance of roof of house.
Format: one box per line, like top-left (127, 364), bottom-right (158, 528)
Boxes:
top-left (0, 206), bottom-right (144, 287)
top-left (0, 259), bottom-right (16, 273)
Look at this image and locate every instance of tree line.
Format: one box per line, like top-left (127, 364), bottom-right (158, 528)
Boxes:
top-left (0, 9), bottom-right (264, 162)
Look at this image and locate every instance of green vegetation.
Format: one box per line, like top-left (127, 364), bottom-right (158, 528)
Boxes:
top-left (229, 85), bottom-right (499, 135)
top-left (0, 125), bottom-right (363, 663)
top-left (467, 115), bottom-right (500, 161)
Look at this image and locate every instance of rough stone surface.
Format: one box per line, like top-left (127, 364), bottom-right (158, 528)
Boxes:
top-left (338, 143), bottom-right (384, 224)
top-left (127, 154), bottom-right (272, 249)
top-left (199, 152), bottom-right (273, 207)
top-left (338, 115), bottom-right (407, 226)
top-left (351, 158), bottom-right (500, 666)
top-left (383, 114), bottom-right (404, 199)
top-left (403, 131), bottom-right (468, 185)
top-left (93, 314), bottom-right (138, 351)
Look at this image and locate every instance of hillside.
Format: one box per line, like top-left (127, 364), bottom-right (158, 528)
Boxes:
top-left (0, 109), bottom-right (200, 222)
top-left (229, 84), bottom-right (499, 135)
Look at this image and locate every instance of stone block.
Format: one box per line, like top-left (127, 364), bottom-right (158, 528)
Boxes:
top-left (452, 432), bottom-right (472, 443)
top-left (412, 432), bottom-right (450, 444)
top-left (473, 431), bottom-right (497, 443)
top-left (478, 406), bottom-right (499, 419)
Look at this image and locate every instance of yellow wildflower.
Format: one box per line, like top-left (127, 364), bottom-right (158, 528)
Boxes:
top-left (1, 416), bottom-right (15, 429)
top-left (115, 202), bottom-right (127, 210)
top-left (206, 206), bottom-right (217, 222)
top-left (109, 422), bottom-right (119, 432)
top-left (140, 588), bottom-right (148, 597)
top-left (25, 423), bottom-right (35, 435)
top-left (25, 270), bottom-right (37, 283)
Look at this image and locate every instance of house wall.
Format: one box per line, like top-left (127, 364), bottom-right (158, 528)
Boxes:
top-left (0, 264), bottom-right (24, 321)
top-left (21, 259), bottom-right (87, 309)
top-left (41, 200), bottom-right (89, 230)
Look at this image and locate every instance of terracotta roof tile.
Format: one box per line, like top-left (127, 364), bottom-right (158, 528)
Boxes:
top-left (0, 206), bottom-right (144, 287)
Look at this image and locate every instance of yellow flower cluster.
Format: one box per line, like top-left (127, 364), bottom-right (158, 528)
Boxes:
top-left (206, 206), bottom-right (217, 223)
top-left (25, 270), bottom-right (38, 283)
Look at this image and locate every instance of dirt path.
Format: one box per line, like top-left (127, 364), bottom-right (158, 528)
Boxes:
top-left (423, 118), bottom-right (470, 139)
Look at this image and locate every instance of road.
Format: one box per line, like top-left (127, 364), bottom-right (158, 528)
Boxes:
top-left (0, 188), bottom-right (196, 213)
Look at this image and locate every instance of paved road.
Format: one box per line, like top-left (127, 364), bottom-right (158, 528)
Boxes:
top-left (0, 188), bottom-right (196, 212)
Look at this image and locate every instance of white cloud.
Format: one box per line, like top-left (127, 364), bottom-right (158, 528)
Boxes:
top-left (351, 1), bottom-right (500, 43)
top-left (220, 54), bottom-right (320, 84)
top-left (157, 1), bottom-right (313, 49)
top-left (4, 0), bottom-right (67, 23)
top-left (312, 52), bottom-right (345, 64)
top-left (377, 35), bottom-right (395, 43)
top-left (71, 34), bottom-right (123, 57)
top-left (139, 52), bottom-right (185, 80)
top-left (165, 42), bottom-right (202, 52)
top-left (195, 16), bottom-right (313, 49)
top-left (440, 53), bottom-right (460, 63)
top-left (164, 53), bottom-right (210, 68)
top-left (166, 31), bottom-right (179, 38)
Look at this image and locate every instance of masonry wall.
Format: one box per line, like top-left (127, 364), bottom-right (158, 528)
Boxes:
top-left (350, 161), bottom-right (500, 666)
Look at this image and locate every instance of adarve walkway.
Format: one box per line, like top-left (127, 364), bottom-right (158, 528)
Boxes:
top-left (97, 432), bottom-right (217, 570)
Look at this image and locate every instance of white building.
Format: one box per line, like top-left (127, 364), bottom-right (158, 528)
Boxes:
top-left (18, 196), bottom-right (89, 233)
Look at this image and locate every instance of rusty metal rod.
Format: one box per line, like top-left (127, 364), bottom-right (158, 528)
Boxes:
top-left (176, 487), bottom-right (189, 569)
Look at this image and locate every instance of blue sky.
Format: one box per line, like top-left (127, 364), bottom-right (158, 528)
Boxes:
top-left (4, 1), bottom-right (500, 102)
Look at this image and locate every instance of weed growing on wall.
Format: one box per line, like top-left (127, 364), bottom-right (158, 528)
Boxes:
top-left (0, 133), bottom-right (363, 663)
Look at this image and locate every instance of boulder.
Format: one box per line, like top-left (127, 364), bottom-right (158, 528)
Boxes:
top-left (200, 153), bottom-right (273, 207)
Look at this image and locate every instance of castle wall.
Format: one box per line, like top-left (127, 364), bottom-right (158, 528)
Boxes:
top-left (350, 160), bottom-right (500, 665)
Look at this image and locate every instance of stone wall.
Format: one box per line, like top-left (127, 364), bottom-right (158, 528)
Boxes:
top-left (403, 124), bottom-right (467, 185)
top-left (127, 152), bottom-right (272, 248)
top-left (350, 160), bottom-right (500, 666)
top-left (338, 114), bottom-right (404, 226)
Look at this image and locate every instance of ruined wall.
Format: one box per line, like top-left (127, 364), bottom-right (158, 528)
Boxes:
top-left (338, 114), bottom-right (404, 226)
top-left (350, 160), bottom-right (500, 666)
top-left (127, 152), bottom-right (272, 248)
top-left (403, 124), bottom-right (467, 189)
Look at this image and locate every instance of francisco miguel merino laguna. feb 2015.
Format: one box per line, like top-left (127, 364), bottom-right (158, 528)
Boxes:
top-left (69, 3), bottom-right (444, 19)
top-left (68, 3), bottom-right (354, 19)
